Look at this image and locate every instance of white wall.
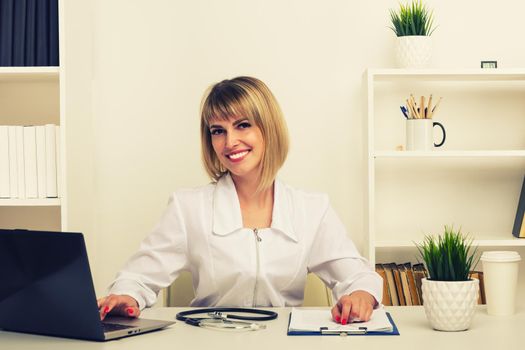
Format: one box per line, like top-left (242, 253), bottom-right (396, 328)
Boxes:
top-left (64, 0), bottom-right (525, 297)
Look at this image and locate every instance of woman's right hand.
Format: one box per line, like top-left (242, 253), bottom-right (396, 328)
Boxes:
top-left (97, 294), bottom-right (141, 320)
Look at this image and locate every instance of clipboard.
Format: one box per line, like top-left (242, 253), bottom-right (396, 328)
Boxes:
top-left (287, 311), bottom-right (400, 336)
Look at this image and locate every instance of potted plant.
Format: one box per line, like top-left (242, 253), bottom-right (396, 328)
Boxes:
top-left (416, 226), bottom-right (479, 331)
top-left (389, 0), bottom-right (437, 68)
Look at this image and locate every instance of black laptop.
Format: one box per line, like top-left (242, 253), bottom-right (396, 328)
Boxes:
top-left (0, 229), bottom-right (174, 341)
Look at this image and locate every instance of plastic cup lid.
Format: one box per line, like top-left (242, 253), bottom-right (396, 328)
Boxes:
top-left (481, 251), bottom-right (521, 262)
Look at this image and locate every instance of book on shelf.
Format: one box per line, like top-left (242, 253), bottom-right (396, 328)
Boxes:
top-left (382, 263), bottom-right (400, 306)
top-left (24, 0), bottom-right (36, 66)
top-left (392, 264), bottom-right (405, 306)
top-left (23, 126), bottom-right (38, 198)
top-left (0, 124), bottom-right (59, 200)
top-left (12, 0), bottom-right (27, 66)
top-left (35, 0), bottom-right (48, 66)
top-left (375, 264), bottom-right (392, 306)
top-left (15, 126), bottom-right (25, 198)
top-left (404, 262), bottom-right (421, 305)
top-left (8, 126), bottom-right (18, 198)
top-left (0, 0), bottom-right (59, 67)
top-left (45, 124), bottom-right (58, 197)
top-left (48, 0), bottom-right (59, 66)
top-left (412, 263), bottom-right (427, 305)
top-left (470, 271), bottom-right (486, 305)
top-left (512, 175), bottom-right (525, 238)
top-left (397, 264), bottom-right (412, 306)
top-left (376, 262), bottom-right (485, 306)
top-left (0, 0), bottom-right (14, 66)
top-left (0, 126), bottom-right (9, 198)
top-left (55, 125), bottom-right (61, 197)
top-left (36, 125), bottom-right (46, 199)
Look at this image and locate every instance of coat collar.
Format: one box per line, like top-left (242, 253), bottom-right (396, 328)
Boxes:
top-left (212, 173), bottom-right (298, 242)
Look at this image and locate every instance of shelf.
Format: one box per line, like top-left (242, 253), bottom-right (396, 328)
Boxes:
top-left (376, 240), bottom-right (525, 248)
top-left (374, 150), bottom-right (525, 158)
top-left (0, 67), bottom-right (59, 82)
top-left (368, 68), bottom-right (525, 81)
top-left (0, 198), bottom-right (61, 207)
top-left (376, 237), bottom-right (525, 248)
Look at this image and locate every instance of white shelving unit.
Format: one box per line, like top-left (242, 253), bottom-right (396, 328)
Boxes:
top-left (375, 150), bottom-right (525, 158)
top-left (0, 198), bottom-right (61, 207)
top-left (365, 68), bottom-right (525, 266)
top-left (0, 67), bottom-right (66, 230)
top-left (0, 66), bottom-right (59, 80)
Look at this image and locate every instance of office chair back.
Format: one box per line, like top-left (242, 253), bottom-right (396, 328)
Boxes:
top-left (164, 272), bottom-right (332, 307)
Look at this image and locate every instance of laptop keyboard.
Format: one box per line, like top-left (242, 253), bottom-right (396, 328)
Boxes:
top-left (102, 322), bottom-right (135, 333)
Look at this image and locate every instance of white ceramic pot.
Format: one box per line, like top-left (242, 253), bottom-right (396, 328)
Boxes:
top-left (396, 35), bottom-right (432, 68)
top-left (422, 278), bottom-right (479, 331)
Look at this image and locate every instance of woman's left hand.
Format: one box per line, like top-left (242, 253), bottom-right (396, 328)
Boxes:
top-left (331, 290), bottom-right (376, 325)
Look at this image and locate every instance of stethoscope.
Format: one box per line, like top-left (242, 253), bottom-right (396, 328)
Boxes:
top-left (176, 308), bottom-right (278, 331)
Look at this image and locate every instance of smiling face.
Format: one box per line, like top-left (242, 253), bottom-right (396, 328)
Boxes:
top-left (209, 117), bottom-right (265, 182)
top-left (200, 77), bottom-right (289, 192)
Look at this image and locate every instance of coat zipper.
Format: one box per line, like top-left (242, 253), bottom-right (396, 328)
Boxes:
top-left (252, 228), bottom-right (262, 307)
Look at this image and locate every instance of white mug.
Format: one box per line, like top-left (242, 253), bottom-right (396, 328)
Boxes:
top-left (406, 119), bottom-right (446, 151)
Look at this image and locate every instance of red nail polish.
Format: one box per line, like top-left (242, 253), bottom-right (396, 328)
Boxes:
top-left (341, 319), bottom-right (347, 325)
top-left (335, 316), bottom-right (341, 323)
top-left (127, 308), bottom-right (134, 315)
top-left (104, 306), bottom-right (109, 313)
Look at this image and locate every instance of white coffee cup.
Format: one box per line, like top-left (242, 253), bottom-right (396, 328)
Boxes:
top-left (481, 251), bottom-right (521, 316)
top-left (406, 119), bottom-right (446, 151)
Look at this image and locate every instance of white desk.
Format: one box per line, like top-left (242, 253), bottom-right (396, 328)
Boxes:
top-left (1, 306), bottom-right (523, 350)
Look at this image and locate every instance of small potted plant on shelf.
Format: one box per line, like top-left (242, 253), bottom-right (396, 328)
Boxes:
top-left (416, 225), bottom-right (479, 331)
top-left (389, 0), bottom-right (437, 68)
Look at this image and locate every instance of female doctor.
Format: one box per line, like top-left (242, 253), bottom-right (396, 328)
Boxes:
top-left (97, 76), bottom-right (382, 325)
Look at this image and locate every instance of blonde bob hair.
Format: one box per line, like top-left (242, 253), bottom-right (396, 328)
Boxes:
top-left (200, 76), bottom-right (289, 192)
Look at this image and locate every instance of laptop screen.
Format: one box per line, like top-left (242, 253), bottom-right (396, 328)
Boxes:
top-left (0, 229), bottom-right (105, 340)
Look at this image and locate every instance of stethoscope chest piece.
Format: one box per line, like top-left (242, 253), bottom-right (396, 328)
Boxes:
top-left (198, 317), bottom-right (266, 331)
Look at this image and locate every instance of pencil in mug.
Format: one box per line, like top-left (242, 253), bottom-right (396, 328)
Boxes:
top-left (431, 97), bottom-right (443, 117)
top-left (407, 99), bottom-right (417, 119)
top-left (426, 94), bottom-right (433, 119)
top-left (409, 94), bottom-right (420, 118)
top-left (405, 100), bottom-right (411, 118)
top-left (406, 99), bottom-right (413, 119)
top-left (420, 95), bottom-right (425, 118)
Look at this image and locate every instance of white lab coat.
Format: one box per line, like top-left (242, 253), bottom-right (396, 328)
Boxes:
top-left (108, 174), bottom-right (382, 309)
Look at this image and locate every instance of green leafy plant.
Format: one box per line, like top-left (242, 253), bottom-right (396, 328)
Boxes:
top-left (389, 0), bottom-right (437, 37)
top-left (416, 226), bottom-right (479, 281)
